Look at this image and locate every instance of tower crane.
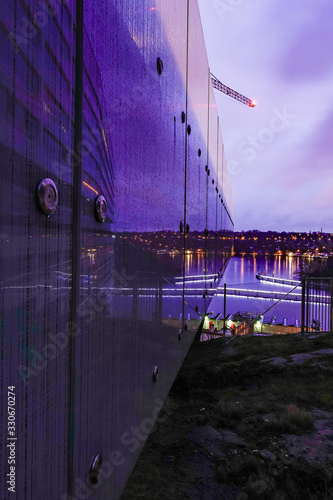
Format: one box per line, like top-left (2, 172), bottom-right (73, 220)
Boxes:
top-left (211, 73), bottom-right (255, 108)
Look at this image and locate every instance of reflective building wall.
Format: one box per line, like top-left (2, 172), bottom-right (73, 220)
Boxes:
top-left (0, 1), bottom-right (234, 498)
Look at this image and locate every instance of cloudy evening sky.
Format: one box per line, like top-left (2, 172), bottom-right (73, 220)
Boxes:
top-left (197, 0), bottom-right (333, 232)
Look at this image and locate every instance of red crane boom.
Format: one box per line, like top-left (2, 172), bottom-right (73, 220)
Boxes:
top-left (211, 73), bottom-right (255, 108)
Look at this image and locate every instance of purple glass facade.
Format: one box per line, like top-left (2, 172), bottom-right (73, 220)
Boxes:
top-left (0, 1), bottom-right (233, 498)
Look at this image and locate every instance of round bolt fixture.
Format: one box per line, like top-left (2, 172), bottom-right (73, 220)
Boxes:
top-left (198, 149), bottom-right (201, 157)
top-left (205, 165), bottom-right (208, 172)
top-left (90, 455), bottom-right (103, 485)
top-left (187, 125), bottom-right (191, 135)
top-left (152, 366), bottom-right (159, 382)
top-left (212, 179), bottom-right (214, 185)
top-left (181, 111), bottom-right (186, 123)
top-left (95, 195), bottom-right (107, 223)
top-left (156, 57), bottom-right (163, 75)
top-left (36, 178), bottom-right (58, 216)
top-left (216, 187), bottom-right (218, 193)
top-left (219, 194), bottom-right (221, 199)
top-left (207, 169), bottom-right (210, 176)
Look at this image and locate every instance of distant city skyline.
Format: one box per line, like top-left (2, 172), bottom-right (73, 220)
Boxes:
top-left (233, 229), bottom-right (333, 256)
top-left (198, 0), bottom-right (333, 233)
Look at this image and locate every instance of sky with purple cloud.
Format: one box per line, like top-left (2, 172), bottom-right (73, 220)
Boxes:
top-left (197, 0), bottom-right (333, 232)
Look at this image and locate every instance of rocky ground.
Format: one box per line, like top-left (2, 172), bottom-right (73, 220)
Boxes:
top-left (120, 333), bottom-right (333, 500)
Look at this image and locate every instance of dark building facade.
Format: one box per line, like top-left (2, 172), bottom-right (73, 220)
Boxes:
top-left (0, 1), bottom-right (234, 498)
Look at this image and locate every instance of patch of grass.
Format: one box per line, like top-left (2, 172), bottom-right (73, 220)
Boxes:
top-left (252, 400), bottom-right (268, 414)
top-left (276, 462), bottom-right (333, 500)
top-left (235, 422), bottom-right (248, 435)
top-left (321, 392), bottom-right (332, 405)
top-left (228, 457), bottom-right (262, 485)
top-left (288, 409), bottom-right (315, 431)
top-left (279, 473), bottom-right (303, 500)
top-left (218, 401), bottom-right (244, 428)
top-left (264, 408), bottom-right (315, 435)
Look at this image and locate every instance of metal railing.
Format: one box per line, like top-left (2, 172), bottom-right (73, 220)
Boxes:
top-left (301, 277), bottom-right (333, 334)
top-left (200, 276), bottom-right (333, 342)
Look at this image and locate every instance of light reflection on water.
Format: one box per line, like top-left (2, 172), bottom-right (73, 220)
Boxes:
top-left (161, 256), bottom-right (329, 326)
top-left (183, 252), bottom-right (222, 276)
top-left (209, 256), bottom-right (305, 324)
top-left (222, 256), bottom-right (302, 285)
top-left (126, 255), bottom-right (328, 326)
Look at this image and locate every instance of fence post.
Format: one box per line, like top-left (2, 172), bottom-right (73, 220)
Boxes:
top-left (330, 278), bottom-right (333, 333)
top-left (301, 279), bottom-right (305, 337)
top-left (306, 279), bottom-right (310, 334)
top-left (223, 283), bottom-right (227, 344)
top-left (158, 270), bottom-right (163, 324)
top-left (132, 274), bottom-right (138, 320)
